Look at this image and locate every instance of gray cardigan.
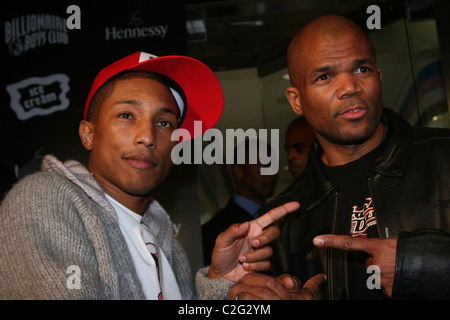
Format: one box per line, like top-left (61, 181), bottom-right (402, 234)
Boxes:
top-left (0, 155), bottom-right (231, 299)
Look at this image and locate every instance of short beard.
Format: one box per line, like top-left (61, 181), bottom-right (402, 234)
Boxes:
top-left (316, 125), bottom-right (375, 146)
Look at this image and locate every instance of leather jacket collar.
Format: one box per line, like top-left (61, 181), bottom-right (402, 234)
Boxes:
top-left (371, 109), bottom-right (413, 177)
top-left (280, 108), bottom-right (414, 213)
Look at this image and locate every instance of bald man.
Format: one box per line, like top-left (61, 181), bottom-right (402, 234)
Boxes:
top-left (263, 15), bottom-right (450, 300)
top-left (284, 116), bottom-right (316, 178)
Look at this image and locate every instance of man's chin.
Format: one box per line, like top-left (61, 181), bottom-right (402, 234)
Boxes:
top-left (289, 166), bottom-right (304, 178)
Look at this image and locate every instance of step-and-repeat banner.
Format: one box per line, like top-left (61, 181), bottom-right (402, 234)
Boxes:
top-left (2, 1), bottom-right (186, 177)
top-left (2, 1), bottom-right (206, 270)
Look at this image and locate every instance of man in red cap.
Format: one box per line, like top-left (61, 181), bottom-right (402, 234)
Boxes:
top-left (0, 52), bottom-right (322, 300)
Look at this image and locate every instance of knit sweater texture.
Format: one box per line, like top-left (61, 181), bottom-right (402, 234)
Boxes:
top-left (0, 155), bottom-right (232, 300)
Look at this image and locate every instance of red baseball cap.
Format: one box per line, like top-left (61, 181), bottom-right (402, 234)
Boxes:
top-left (84, 51), bottom-right (224, 139)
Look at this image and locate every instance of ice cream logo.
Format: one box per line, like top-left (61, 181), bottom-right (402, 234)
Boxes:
top-left (6, 74), bottom-right (70, 120)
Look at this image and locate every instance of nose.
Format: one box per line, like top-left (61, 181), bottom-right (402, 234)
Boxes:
top-left (287, 148), bottom-right (297, 162)
top-left (134, 120), bottom-right (156, 149)
top-left (336, 74), bottom-right (362, 99)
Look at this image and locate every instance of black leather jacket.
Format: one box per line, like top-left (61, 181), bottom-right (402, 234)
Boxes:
top-left (264, 109), bottom-right (450, 299)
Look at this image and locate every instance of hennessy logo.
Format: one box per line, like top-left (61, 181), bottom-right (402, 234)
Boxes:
top-left (105, 9), bottom-right (168, 41)
top-left (104, 25), bottom-right (169, 40)
top-left (6, 74), bottom-right (70, 120)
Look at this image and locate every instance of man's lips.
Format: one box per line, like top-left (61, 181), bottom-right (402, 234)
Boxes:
top-left (336, 105), bottom-right (368, 119)
top-left (123, 154), bottom-right (157, 170)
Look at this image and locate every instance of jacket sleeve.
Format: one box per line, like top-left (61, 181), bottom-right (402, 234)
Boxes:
top-left (195, 267), bottom-right (234, 300)
top-left (392, 228), bottom-right (450, 299)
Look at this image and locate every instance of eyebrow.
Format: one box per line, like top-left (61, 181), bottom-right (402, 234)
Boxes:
top-left (113, 99), bottom-right (178, 116)
top-left (113, 99), bottom-right (142, 106)
top-left (311, 58), bottom-right (375, 76)
top-left (353, 58), bottom-right (375, 67)
top-left (312, 65), bottom-right (335, 75)
top-left (159, 106), bottom-right (178, 117)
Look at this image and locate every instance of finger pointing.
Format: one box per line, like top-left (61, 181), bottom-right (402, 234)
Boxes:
top-left (254, 202), bottom-right (300, 229)
top-left (313, 234), bottom-right (374, 255)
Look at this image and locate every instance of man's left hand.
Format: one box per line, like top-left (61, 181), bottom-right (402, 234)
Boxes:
top-left (313, 234), bottom-right (397, 297)
top-left (209, 201), bottom-right (299, 283)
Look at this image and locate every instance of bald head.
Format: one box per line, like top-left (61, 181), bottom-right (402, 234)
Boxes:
top-left (287, 15), bottom-right (376, 87)
top-left (284, 14), bottom-right (384, 164)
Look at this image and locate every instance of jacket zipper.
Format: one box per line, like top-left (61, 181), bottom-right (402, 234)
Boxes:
top-left (368, 176), bottom-right (386, 238)
top-left (328, 191), bottom-right (339, 299)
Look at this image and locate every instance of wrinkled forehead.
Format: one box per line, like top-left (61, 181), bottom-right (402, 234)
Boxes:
top-left (288, 16), bottom-right (376, 80)
top-left (290, 27), bottom-right (376, 79)
top-left (312, 34), bottom-right (374, 64)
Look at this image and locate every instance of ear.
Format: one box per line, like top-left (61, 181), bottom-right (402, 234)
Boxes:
top-left (286, 86), bottom-right (303, 116)
top-left (378, 67), bottom-right (382, 81)
top-left (79, 120), bottom-right (95, 151)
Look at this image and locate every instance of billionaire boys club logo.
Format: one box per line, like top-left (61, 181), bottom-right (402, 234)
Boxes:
top-left (6, 74), bottom-right (70, 120)
top-left (351, 197), bottom-right (377, 238)
top-left (4, 14), bottom-right (69, 56)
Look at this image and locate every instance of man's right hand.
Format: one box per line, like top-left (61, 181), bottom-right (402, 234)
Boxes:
top-left (229, 273), bottom-right (326, 300)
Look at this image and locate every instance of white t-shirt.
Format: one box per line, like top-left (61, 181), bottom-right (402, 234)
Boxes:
top-left (105, 194), bottom-right (181, 300)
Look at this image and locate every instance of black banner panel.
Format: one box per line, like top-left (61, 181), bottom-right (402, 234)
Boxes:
top-left (2, 1), bottom-right (187, 180)
top-left (1, 1), bottom-right (206, 273)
